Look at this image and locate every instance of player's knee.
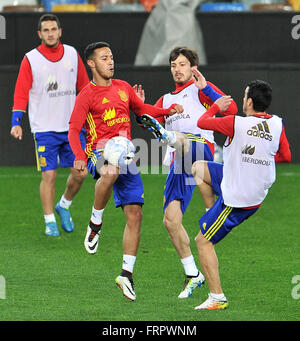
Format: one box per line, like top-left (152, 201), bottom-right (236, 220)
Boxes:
top-left (100, 164), bottom-right (119, 181)
top-left (192, 160), bottom-right (203, 177)
top-left (195, 232), bottom-right (210, 248)
top-left (41, 170), bottom-right (57, 185)
top-left (163, 212), bottom-right (170, 227)
top-left (192, 160), bottom-right (206, 184)
top-left (125, 205), bottom-right (143, 226)
top-left (80, 169), bottom-right (88, 181)
top-left (72, 167), bottom-right (88, 183)
top-left (163, 215), bottom-right (170, 229)
top-left (163, 214), bottom-right (179, 232)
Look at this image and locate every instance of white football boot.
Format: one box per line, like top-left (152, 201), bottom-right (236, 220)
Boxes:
top-left (195, 293), bottom-right (228, 310)
top-left (178, 271), bottom-right (205, 299)
top-left (115, 275), bottom-right (136, 301)
top-left (84, 223), bottom-right (102, 254)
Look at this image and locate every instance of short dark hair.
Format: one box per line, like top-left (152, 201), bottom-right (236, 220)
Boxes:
top-left (38, 14), bottom-right (61, 31)
top-left (84, 42), bottom-right (111, 61)
top-left (169, 47), bottom-right (199, 67)
top-left (246, 80), bottom-right (272, 112)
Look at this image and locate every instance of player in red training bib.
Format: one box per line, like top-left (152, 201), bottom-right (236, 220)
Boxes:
top-left (68, 41), bottom-right (183, 301)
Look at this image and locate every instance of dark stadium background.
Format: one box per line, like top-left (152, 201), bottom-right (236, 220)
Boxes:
top-left (1, 11), bottom-right (299, 165)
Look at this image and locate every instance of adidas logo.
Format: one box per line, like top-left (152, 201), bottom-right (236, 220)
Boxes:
top-left (242, 144), bottom-right (255, 155)
top-left (102, 97), bottom-right (110, 104)
top-left (247, 121), bottom-right (273, 141)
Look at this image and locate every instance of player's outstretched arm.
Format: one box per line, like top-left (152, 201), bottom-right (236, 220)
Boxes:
top-left (191, 67), bottom-right (238, 116)
top-left (129, 83), bottom-right (183, 119)
top-left (214, 96), bottom-right (233, 112)
top-left (197, 99), bottom-right (235, 137)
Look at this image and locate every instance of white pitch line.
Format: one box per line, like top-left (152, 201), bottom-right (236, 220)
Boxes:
top-left (279, 172), bottom-right (300, 176)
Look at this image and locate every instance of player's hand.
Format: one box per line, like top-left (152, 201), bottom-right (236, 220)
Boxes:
top-left (215, 96), bottom-right (232, 112)
top-left (133, 84), bottom-right (145, 102)
top-left (191, 67), bottom-right (207, 90)
top-left (10, 125), bottom-right (23, 140)
top-left (169, 104), bottom-right (184, 116)
top-left (73, 160), bottom-right (87, 172)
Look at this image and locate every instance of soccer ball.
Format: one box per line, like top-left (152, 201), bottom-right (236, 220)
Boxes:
top-left (103, 136), bottom-right (135, 167)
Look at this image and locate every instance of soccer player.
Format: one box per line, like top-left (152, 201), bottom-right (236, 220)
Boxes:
top-left (68, 41), bottom-right (183, 301)
top-left (10, 14), bottom-right (89, 236)
top-left (149, 77), bottom-right (291, 309)
top-left (139, 47), bottom-right (237, 299)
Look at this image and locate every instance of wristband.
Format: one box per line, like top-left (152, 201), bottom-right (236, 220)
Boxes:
top-left (12, 110), bottom-right (24, 127)
top-left (202, 84), bottom-right (222, 102)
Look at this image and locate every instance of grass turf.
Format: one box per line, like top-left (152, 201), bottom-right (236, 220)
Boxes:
top-left (0, 164), bottom-right (299, 322)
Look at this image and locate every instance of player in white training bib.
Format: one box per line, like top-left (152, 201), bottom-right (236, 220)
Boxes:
top-left (190, 79), bottom-right (291, 310)
top-left (10, 14), bottom-right (89, 236)
top-left (137, 47), bottom-right (237, 299)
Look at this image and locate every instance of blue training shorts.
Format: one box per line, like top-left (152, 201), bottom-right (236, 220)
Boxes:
top-left (87, 149), bottom-right (144, 208)
top-left (164, 133), bottom-right (214, 214)
top-left (199, 161), bottom-right (259, 244)
top-left (34, 131), bottom-right (86, 171)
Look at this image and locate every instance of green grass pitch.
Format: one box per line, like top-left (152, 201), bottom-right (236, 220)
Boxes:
top-left (0, 164), bottom-right (299, 321)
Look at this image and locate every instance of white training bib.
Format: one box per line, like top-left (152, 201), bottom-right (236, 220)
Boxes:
top-left (162, 83), bottom-right (214, 141)
top-left (221, 115), bottom-right (282, 207)
top-left (162, 83), bottom-right (214, 166)
top-left (26, 44), bottom-right (78, 133)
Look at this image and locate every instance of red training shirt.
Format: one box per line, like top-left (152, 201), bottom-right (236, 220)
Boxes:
top-left (68, 79), bottom-right (178, 162)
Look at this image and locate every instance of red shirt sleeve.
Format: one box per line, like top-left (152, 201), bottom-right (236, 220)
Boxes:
top-left (200, 81), bottom-right (238, 117)
top-left (76, 53), bottom-right (89, 92)
top-left (275, 125), bottom-right (291, 163)
top-left (199, 106), bottom-right (291, 163)
top-left (12, 56), bottom-right (33, 111)
top-left (68, 89), bottom-right (90, 162)
top-left (197, 103), bottom-right (235, 137)
top-left (154, 96), bottom-right (163, 107)
top-left (153, 96), bottom-right (165, 124)
top-left (127, 85), bottom-right (175, 119)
